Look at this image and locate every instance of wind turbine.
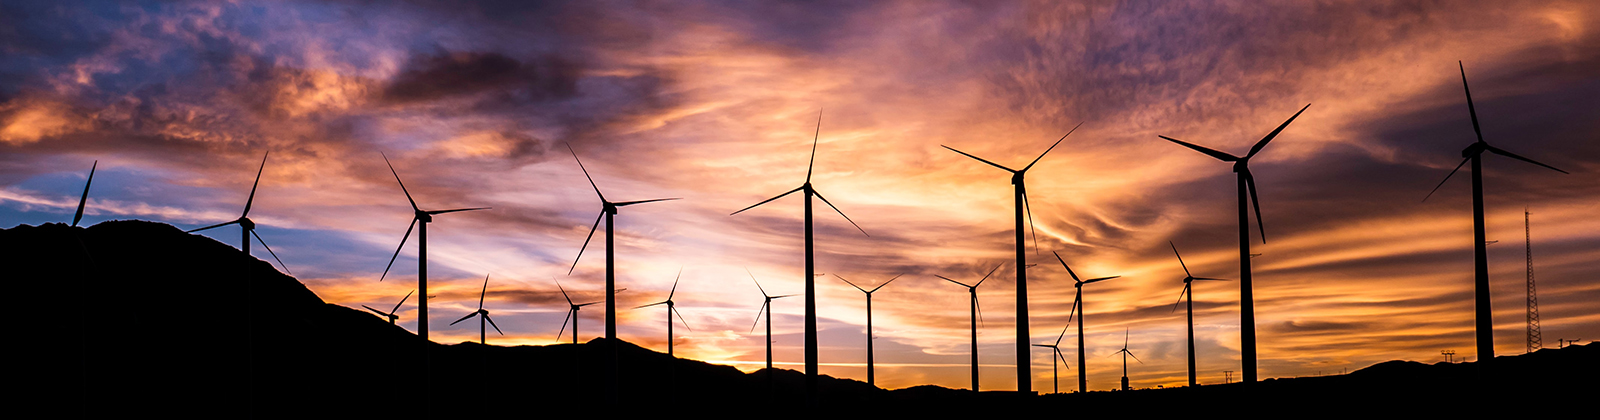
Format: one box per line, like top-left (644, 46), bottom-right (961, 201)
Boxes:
top-left (1111, 328), bottom-right (1142, 391)
top-left (942, 122), bottom-right (1080, 393)
top-left (565, 143), bottom-right (679, 341)
top-left (450, 275), bottom-right (503, 345)
top-left (1158, 103), bottom-right (1309, 384)
top-left (836, 273), bottom-right (900, 388)
top-left (1053, 251), bottom-right (1120, 393)
top-left (1424, 62), bottom-right (1568, 368)
top-left (187, 152), bottom-right (291, 274)
top-left (378, 152), bottom-right (491, 342)
top-left (936, 264), bottom-right (1002, 392)
top-left (364, 290), bottom-right (415, 325)
top-left (747, 268), bottom-right (796, 392)
top-left (1032, 324), bottom-right (1072, 394)
top-left (730, 109), bottom-right (869, 400)
top-left (635, 269), bottom-right (692, 357)
top-left (555, 279), bottom-right (602, 344)
top-left (1168, 242), bottom-right (1227, 387)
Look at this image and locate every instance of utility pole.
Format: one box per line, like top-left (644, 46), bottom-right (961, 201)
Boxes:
top-left (1224, 371), bottom-right (1233, 384)
top-left (1441, 350), bottom-right (1456, 363)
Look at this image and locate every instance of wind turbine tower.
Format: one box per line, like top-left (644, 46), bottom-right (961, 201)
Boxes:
top-left (1525, 209), bottom-right (1541, 353)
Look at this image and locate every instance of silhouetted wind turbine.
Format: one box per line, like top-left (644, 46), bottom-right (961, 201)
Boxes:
top-left (451, 275), bottom-right (503, 345)
top-left (943, 123), bottom-right (1080, 393)
top-left (1032, 324), bottom-right (1072, 394)
top-left (1111, 328), bottom-right (1142, 391)
top-left (1424, 62), bottom-right (1568, 369)
top-left (748, 268), bottom-right (796, 391)
top-left (837, 274), bottom-right (900, 388)
top-left (1053, 251), bottom-right (1120, 393)
top-left (731, 109), bottom-right (869, 400)
top-left (936, 264), bottom-right (1001, 392)
top-left (364, 290), bottom-right (414, 325)
top-left (1168, 242), bottom-right (1227, 387)
top-left (636, 269), bottom-right (692, 357)
top-left (1158, 103), bottom-right (1309, 384)
top-left (555, 279), bottom-right (602, 344)
top-left (187, 152), bottom-right (291, 274)
top-left (565, 143), bottom-right (679, 342)
top-left (377, 153), bottom-right (490, 342)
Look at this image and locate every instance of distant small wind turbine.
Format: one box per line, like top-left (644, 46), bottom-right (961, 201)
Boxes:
top-left (555, 279), bottom-right (602, 344)
top-left (187, 152), bottom-right (291, 274)
top-left (1168, 242), bottom-right (1227, 387)
top-left (1032, 324), bottom-right (1072, 394)
top-left (1423, 64), bottom-right (1568, 371)
top-left (837, 273), bottom-right (900, 388)
top-left (364, 290), bottom-right (414, 325)
top-left (1053, 251), bottom-right (1120, 393)
top-left (450, 275), bottom-right (503, 345)
top-left (936, 264), bottom-right (1002, 392)
top-left (635, 269), bottom-right (692, 357)
top-left (747, 268), bottom-right (796, 390)
top-left (1111, 328), bottom-right (1142, 391)
top-left (378, 152), bottom-right (490, 342)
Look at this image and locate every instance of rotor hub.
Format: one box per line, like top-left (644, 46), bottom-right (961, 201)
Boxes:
top-left (239, 217), bottom-right (255, 230)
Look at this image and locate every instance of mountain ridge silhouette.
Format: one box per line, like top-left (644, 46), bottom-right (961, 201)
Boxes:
top-left (4, 220), bottom-right (1593, 415)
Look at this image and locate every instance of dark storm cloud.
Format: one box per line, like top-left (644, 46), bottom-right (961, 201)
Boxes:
top-left (382, 51), bottom-right (580, 104)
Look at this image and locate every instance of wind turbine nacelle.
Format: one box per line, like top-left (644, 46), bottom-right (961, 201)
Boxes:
top-left (1463, 142), bottom-right (1487, 158)
top-left (239, 218), bottom-right (255, 230)
top-left (1232, 161), bottom-right (1247, 173)
top-left (415, 211), bottom-right (432, 223)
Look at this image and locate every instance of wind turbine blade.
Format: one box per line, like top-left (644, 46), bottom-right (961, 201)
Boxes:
top-left (1460, 61), bottom-right (1485, 144)
top-left (1246, 104), bottom-right (1311, 159)
top-left (1023, 191), bottom-right (1039, 255)
top-left (1056, 349), bottom-right (1071, 369)
top-left (750, 301), bottom-right (768, 333)
top-left (485, 313), bottom-right (503, 335)
top-left (1245, 169), bottom-right (1266, 243)
top-left (242, 151), bottom-right (268, 218)
top-left (1052, 251), bottom-right (1081, 282)
top-left (428, 207), bottom-right (491, 215)
top-left (555, 279), bottom-right (574, 305)
top-left (674, 307), bottom-right (692, 331)
top-left (870, 273), bottom-right (903, 293)
top-left (935, 275), bottom-right (972, 288)
top-left (392, 290), bottom-right (414, 313)
top-left (772, 294), bottom-right (798, 299)
top-left (748, 267), bottom-right (768, 297)
top-left (1021, 122), bottom-right (1081, 172)
top-left (1195, 277), bottom-right (1229, 281)
top-left (380, 152), bottom-right (419, 212)
top-left (1485, 145), bottom-right (1569, 174)
top-left (1422, 157), bottom-right (1471, 202)
top-left (976, 264), bottom-right (1001, 287)
top-left (1054, 324), bottom-right (1070, 346)
top-left (479, 274), bottom-right (489, 309)
top-left (807, 108), bottom-right (822, 183)
top-left (568, 211), bottom-right (605, 275)
top-left (942, 145), bottom-right (1017, 172)
top-left (835, 274), bottom-right (868, 293)
top-left (1084, 276), bottom-right (1120, 284)
top-left (578, 301), bottom-right (603, 307)
top-left (74, 161), bottom-right (96, 227)
top-left (363, 305), bottom-right (387, 317)
top-left (1124, 328), bottom-right (1129, 347)
top-left (451, 312), bottom-right (478, 325)
top-left (613, 198), bottom-right (681, 207)
top-left (1128, 351), bottom-right (1144, 364)
top-left (1158, 136), bottom-right (1239, 162)
top-left (379, 218), bottom-right (417, 282)
top-left (1170, 241), bottom-right (1193, 278)
top-left (566, 143), bottom-right (606, 201)
top-left (187, 219), bottom-right (240, 233)
top-left (557, 310), bottom-right (573, 342)
top-left (974, 294), bottom-right (985, 327)
top-left (812, 189), bottom-right (869, 237)
top-left (1172, 284), bottom-right (1189, 313)
top-left (668, 268), bottom-right (682, 300)
top-left (635, 301), bottom-right (668, 309)
top-left (730, 186), bottom-right (803, 215)
top-left (252, 229), bottom-right (292, 275)
top-left (1067, 293), bottom-right (1080, 325)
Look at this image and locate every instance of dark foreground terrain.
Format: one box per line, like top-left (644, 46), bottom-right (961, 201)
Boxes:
top-left (5, 220), bottom-right (1594, 416)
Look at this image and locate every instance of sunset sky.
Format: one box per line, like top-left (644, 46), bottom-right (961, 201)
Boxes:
top-left (3, 0), bottom-right (1597, 392)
